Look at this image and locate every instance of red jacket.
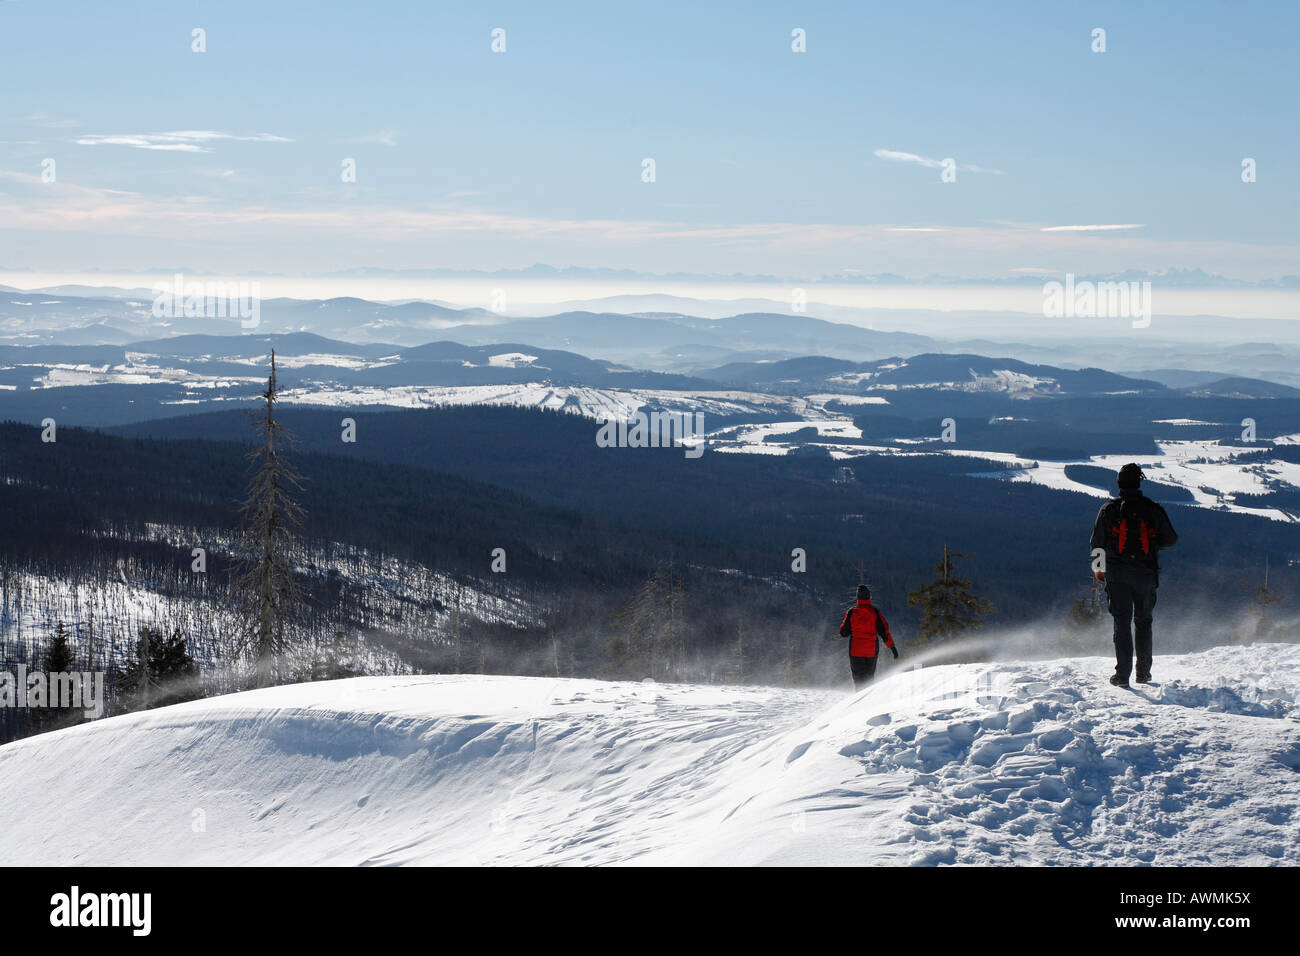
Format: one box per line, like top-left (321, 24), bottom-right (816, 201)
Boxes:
top-left (839, 600), bottom-right (894, 658)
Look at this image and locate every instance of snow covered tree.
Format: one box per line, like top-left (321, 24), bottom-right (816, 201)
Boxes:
top-left (906, 544), bottom-right (993, 642)
top-left (235, 350), bottom-right (304, 687)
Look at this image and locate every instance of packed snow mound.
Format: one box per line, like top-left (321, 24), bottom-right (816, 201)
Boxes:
top-left (3, 645), bottom-right (1298, 866)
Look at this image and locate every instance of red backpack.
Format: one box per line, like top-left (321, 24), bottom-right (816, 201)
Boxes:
top-left (1107, 497), bottom-right (1159, 565)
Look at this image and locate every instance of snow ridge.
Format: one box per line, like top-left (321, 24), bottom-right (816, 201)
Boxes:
top-left (1, 644), bottom-right (1296, 866)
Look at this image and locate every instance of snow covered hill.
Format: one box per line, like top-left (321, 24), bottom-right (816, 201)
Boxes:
top-left (3, 644), bottom-right (1298, 866)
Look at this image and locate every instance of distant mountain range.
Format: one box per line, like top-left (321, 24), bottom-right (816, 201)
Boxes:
top-left (697, 353), bottom-right (1167, 396)
top-left (4, 285), bottom-right (1300, 390)
top-left (431, 311), bottom-right (936, 367)
top-left (2, 327), bottom-right (1298, 442)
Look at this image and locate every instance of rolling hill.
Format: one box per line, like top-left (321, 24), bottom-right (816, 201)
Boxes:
top-left (3, 644), bottom-right (1296, 865)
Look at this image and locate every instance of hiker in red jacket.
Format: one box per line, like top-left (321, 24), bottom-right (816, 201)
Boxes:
top-left (838, 585), bottom-right (899, 689)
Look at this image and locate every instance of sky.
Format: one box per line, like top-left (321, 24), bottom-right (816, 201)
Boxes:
top-left (1, 0), bottom-right (1298, 286)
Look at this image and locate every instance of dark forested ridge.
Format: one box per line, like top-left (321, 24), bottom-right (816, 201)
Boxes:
top-left (110, 404), bottom-right (1298, 611)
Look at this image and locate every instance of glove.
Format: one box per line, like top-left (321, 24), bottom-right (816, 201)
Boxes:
top-left (890, 645), bottom-right (899, 660)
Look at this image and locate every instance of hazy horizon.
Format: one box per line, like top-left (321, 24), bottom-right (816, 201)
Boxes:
top-left (5, 271), bottom-right (1300, 327)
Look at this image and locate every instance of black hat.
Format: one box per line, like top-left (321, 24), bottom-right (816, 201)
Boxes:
top-left (1117, 463), bottom-right (1145, 488)
top-left (857, 584), bottom-right (871, 600)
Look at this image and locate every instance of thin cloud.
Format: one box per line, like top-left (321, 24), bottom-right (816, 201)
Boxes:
top-left (4, 187), bottom-right (1292, 280)
top-left (0, 169), bottom-right (139, 196)
top-left (1041, 224), bottom-right (1145, 232)
top-left (14, 112), bottom-right (80, 129)
top-left (875, 148), bottom-right (943, 168)
top-left (874, 148), bottom-right (1002, 175)
top-left (75, 131), bottom-right (292, 153)
top-left (354, 130), bottom-right (398, 146)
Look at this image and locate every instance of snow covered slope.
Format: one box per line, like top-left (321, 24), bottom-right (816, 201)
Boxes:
top-left (3, 645), bottom-right (1298, 866)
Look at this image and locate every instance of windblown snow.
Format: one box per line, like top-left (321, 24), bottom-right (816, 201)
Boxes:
top-left (3, 644), bottom-right (1297, 866)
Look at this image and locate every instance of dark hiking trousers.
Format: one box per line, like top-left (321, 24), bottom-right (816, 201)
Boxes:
top-left (1107, 575), bottom-right (1157, 681)
top-left (850, 655), bottom-right (878, 690)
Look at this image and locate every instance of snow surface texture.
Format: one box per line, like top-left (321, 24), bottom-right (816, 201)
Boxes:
top-left (2, 644), bottom-right (1297, 866)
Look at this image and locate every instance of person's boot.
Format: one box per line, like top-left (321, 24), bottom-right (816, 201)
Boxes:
top-left (1135, 672), bottom-right (1152, 684)
top-left (1109, 672), bottom-right (1130, 688)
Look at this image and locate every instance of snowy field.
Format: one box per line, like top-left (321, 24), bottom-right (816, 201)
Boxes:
top-left (1002, 441), bottom-right (1300, 522)
top-left (276, 382), bottom-right (865, 423)
top-left (3, 644), bottom-right (1297, 866)
top-left (706, 431), bottom-right (1300, 523)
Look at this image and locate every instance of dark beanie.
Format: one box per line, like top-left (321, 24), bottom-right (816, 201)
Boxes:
top-left (857, 585), bottom-right (871, 601)
top-left (1117, 463), bottom-right (1145, 489)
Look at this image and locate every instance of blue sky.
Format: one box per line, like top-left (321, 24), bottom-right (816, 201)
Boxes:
top-left (1, 0), bottom-right (1297, 281)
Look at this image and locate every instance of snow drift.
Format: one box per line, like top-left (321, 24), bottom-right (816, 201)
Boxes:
top-left (2, 645), bottom-right (1298, 866)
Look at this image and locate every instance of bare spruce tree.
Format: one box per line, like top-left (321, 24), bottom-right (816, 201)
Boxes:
top-left (236, 350), bottom-right (303, 687)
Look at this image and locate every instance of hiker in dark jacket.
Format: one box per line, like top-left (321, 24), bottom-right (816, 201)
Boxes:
top-left (838, 585), bottom-right (898, 689)
top-left (1089, 463), bottom-right (1178, 687)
